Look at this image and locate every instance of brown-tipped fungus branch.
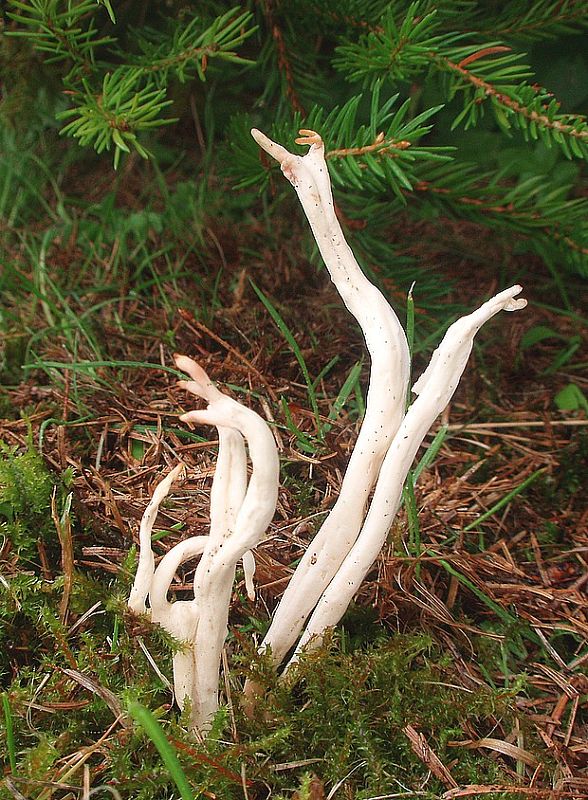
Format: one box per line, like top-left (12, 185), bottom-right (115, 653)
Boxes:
top-left (247, 128), bottom-right (526, 677)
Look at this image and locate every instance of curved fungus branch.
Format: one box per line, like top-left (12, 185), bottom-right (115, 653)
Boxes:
top-left (288, 285), bottom-right (527, 666)
top-left (149, 536), bottom-right (207, 709)
top-left (250, 127), bottom-right (411, 668)
top-left (249, 128), bottom-right (526, 680)
top-left (128, 463), bottom-right (185, 615)
top-left (176, 356), bottom-right (279, 730)
top-left (128, 357), bottom-right (279, 732)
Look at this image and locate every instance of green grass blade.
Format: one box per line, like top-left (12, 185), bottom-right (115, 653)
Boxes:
top-left (406, 281), bottom-right (415, 358)
top-left (328, 360), bottom-right (363, 423)
top-left (412, 424), bottom-right (448, 483)
top-left (127, 701), bottom-right (194, 800)
top-left (464, 468), bottom-right (545, 531)
top-left (437, 559), bottom-right (520, 628)
top-left (110, 615), bottom-right (120, 653)
top-left (281, 397), bottom-right (318, 454)
top-left (250, 280), bottom-right (322, 437)
top-left (312, 354), bottom-right (339, 391)
top-left (2, 692), bottom-right (16, 773)
top-left (24, 359), bottom-right (186, 378)
top-left (402, 425), bottom-right (448, 577)
top-left (437, 560), bottom-right (541, 647)
top-left (406, 282), bottom-right (415, 408)
top-left (403, 473), bottom-right (421, 579)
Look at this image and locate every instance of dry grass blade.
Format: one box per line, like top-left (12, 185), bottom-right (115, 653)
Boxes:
top-left (403, 725), bottom-right (458, 789)
top-left (3, 777), bottom-right (28, 800)
top-left (442, 786), bottom-right (588, 799)
top-left (449, 738), bottom-right (539, 767)
top-left (61, 669), bottom-right (127, 725)
top-left (51, 489), bottom-right (74, 623)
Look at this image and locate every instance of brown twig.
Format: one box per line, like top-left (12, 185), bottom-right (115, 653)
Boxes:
top-left (327, 132), bottom-right (411, 159)
top-left (438, 56), bottom-right (588, 142)
top-left (403, 724), bottom-right (458, 788)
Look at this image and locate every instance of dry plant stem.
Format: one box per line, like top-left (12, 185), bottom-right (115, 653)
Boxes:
top-left (251, 128), bottom-right (410, 666)
top-left (177, 355), bottom-right (280, 730)
top-left (289, 286), bottom-right (527, 665)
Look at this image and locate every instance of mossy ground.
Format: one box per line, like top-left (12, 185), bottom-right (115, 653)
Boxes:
top-left (1, 54), bottom-right (587, 798)
top-left (0, 474), bottom-right (544, 800)
top-left (1, 376), bottom-right (586, 798)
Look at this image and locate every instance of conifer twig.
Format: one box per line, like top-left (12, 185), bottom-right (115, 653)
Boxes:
top-left (438, 57), bottom-right (588, 142)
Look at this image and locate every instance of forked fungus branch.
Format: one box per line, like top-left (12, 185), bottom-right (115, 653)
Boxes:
top-left (128, 356), bottom-right (279, 732)
top-left (128, 128), bottom-right (526, 733)
top-left (248, 129), bottom-right (526, 675)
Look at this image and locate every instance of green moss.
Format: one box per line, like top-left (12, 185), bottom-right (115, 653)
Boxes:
top-left (0, 442), bottom-right (77, 680)
top-left (234, 632), bottom-right (528, 798)
top-left (0, 592), bottom-right (553, 800)
top-left (0, 445), bottom-right (552, 798)
top-left (0, 442), bottom-right (57, 559)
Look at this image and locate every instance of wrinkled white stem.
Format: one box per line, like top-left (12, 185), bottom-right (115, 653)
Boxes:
top-left (289, 285), bottom-right (527, 665)
top-left (176, 356), bottom-right (280, 730)
top-left (127, 466), bottom-right (204, 713)
top-left (149, 536), bottom-right (207, 708)
top-left (209, 427), bottom-right (247, 544)
top-left (176, 356), bottom-right (255, 597)
top-left (251, 128), bottom-right (410, 666)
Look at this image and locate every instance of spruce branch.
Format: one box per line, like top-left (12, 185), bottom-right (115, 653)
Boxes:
top-left (7, 2), bottom-right (256, 166)
top-left (333, 3), bottom-right (445, 82)
top-left (255, 1), bottom-right (327, 114)
top-left (335, 10), bottom-right (588, 161)
top-left (57, 68), bottom-right (175, 168)
top-left (7, 0), bottom-right (115, 78)
top-left (128, 8), bottom-right (256, 83)
top-left (231, 89), bottom-right (451, 195)
top-left (436, 50), bottom-right (588, 158)
top-left (326, 131), bottom-right (412, 158)
top-left (412, 162), bottom-right (588, 269)
top-left (485, 0), bottom-right (588, 42)
top-left (266, 8), bottom-right (306, 114)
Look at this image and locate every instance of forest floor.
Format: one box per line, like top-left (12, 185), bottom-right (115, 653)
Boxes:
top-left (1, 153), bottom-right (587, 800)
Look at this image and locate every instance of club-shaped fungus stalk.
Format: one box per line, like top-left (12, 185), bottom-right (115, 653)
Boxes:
top-left (176, 355), bottom-right (279, 728)
top-left (250, 127), bottom-right (410, 668)
top-left (128, 463), bottom-right (188, 616)
top-left (128, 357), bottom-right (279, 732)
top-left (287, 285), bottom-right (527, 667)
top-left (248, 128), bottom-right (526, 679)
